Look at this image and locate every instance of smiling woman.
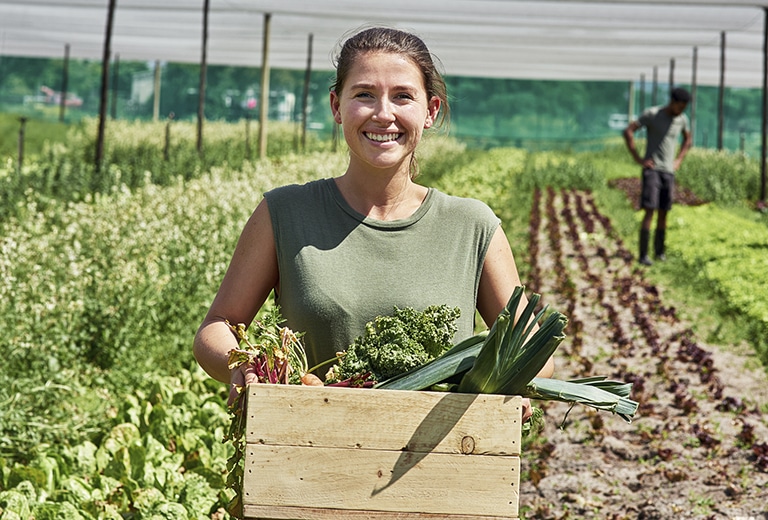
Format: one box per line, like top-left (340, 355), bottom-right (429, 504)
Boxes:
top-left (193, 26), bottom-right (554, 422)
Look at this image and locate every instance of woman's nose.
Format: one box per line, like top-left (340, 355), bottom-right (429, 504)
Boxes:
top-left (372, 99), bottom-right (395, 122)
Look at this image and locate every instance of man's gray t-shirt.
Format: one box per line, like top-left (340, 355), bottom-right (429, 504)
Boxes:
top-left (264, 178), bottom-right (500, 369)
top-left (638, 106), bottom-right (690, 174)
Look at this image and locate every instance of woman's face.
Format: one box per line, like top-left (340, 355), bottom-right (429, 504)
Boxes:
top-left (330, 51), bottom-right (441, 175)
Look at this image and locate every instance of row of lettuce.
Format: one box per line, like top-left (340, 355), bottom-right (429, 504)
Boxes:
top-left (1, 122), bottom-right (766, 518)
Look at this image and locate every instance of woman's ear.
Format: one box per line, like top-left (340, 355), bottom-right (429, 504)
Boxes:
top-left (424, 96), bottom-right (441, 129)
top-left (330, 91), bottom-right (342, 124)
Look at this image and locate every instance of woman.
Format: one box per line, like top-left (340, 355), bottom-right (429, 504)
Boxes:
top-left (193, 26), bottom-right (554, 420)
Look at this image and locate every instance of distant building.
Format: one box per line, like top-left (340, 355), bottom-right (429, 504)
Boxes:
top-left (131, 71), bottom-right (154, 105)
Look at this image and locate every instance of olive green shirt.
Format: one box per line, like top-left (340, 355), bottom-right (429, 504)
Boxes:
top-left (264, 178), bottom-right (500, 369)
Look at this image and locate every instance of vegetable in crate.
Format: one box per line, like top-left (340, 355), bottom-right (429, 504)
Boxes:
top-left (377, 286), bottom-right (639, 423)
top-left (223, 306), bottom-right (310, 519)
top-left (325, 305), bottom-right (461, 384)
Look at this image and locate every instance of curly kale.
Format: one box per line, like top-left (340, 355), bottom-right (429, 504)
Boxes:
top-left (329, 305), bottom-right (461, 383)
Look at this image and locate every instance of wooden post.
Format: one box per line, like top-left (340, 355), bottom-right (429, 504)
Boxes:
top-left (245, 113), bottom-right (252, 160)
top-left (197, 0), bottom-right (210, 156)
top-left (761, 8), bottom-right (767, 203)
top-left (111, 53), bottom-right (119, 120)
top-left (96, 0), bottom-right (116, 173)
top-left (153, 59), bottom-right (161, 122)
top-left (301, 33), bottom-right (313, 152)
top-left (17, 117), bottom-right (27, 173)
top-left (258, 13), bottom-right (272, 159)
top-left (59, 44), bottom-right (69, 123)
top-left (718, 31), bottom-right (725, 151)
top-left (668, 57), bottom-right (675, 92)
top-left (164, 112), bottom-right (174, 162)
top-left (691, 46), bottom-right (698, 145)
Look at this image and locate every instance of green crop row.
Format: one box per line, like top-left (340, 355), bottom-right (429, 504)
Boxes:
top-left (668, 204), bottom-right (768, 361)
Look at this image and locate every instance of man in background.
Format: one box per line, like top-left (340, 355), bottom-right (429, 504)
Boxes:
top-left (623, 87), bottom-right (693, 265)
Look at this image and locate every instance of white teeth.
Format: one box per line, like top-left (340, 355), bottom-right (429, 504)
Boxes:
top-left (366, 132), bottom-right (400, 142)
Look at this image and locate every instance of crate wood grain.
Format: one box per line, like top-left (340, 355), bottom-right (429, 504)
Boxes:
top-left (242, 384), bottom-right (522, 519)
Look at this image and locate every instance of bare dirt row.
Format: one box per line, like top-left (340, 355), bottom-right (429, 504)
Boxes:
top-left (518, 187), bottom-right (768, 520)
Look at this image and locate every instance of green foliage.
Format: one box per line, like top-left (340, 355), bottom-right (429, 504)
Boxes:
top-left (1, 115), bottom-right (766, 517)
top-left (677, 148), bottom-right (761, 206)
top-left (669, 204), bottom-right (768, 363)
top-left (328, 305), bottom-right (462, 383)
top-left (0, 365), bottom-right (233, 519)
top-left (516, 151), bottom-right (605, 192)
top-left (0, 118), bottom-right (335, 221)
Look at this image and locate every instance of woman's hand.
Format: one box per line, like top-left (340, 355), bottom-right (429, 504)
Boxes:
top-left (521, 397), bottom-right (534, 423)
top-left (227, 362), bottom-right (260, 408)
top-left (228, 367), bottom-right (324, 407)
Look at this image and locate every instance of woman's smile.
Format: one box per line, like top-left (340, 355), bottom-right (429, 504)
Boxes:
top-left (364, 131), bottom-right (403, 143)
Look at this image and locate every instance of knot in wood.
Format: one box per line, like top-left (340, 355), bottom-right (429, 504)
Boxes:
top-left (461, 435), bottom-right (476, 454)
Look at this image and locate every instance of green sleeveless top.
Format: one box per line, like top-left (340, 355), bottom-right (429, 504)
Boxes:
top-left (264, 178), bottom-right (500, 369)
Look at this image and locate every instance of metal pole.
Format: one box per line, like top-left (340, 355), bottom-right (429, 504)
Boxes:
top-left (718, 31), bottom-right (725, 151)
top-left (652, 66), bottom-right (658, 106)
top-left (639, 73), bottom-right (645, 114)
top-left (301, 33), bottom-right (313, 152)
top-left (59, 43), bottom-right (69, 123)
top-left (197, 0), bottom-right (210, 156)
top-left (96, 0), bottom-right (116, 173)
top-left (258, 13), bottom-right (272, 159)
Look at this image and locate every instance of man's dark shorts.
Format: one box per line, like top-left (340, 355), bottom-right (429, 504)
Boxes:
top-left (640, 168), bottom-right (675, 211)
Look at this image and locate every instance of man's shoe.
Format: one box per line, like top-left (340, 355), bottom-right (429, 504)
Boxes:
top-left (655, 253), bottom-right (667, 262)
top-left (639, 255), bottom-right (653, 266)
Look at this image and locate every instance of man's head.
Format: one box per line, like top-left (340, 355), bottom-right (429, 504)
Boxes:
top-left (668, 87), bottom-right (691, 116)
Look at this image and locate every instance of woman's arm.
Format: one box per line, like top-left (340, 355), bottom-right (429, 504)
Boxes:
top-left (476, 226), bottom-right (555, 379)
top-left (193, 199), bottom-right (279, 385)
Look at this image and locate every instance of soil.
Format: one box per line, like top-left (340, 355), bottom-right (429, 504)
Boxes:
top-left (518, 183), bottom-right (768, 519)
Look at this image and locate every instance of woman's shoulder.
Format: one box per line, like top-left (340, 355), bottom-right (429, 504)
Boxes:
top-left (428, 188), bottom-right (499, 224)
top-left (265, 178), bottom-right (331, 200)
top-left (430, 188), bottom-right (496, 213)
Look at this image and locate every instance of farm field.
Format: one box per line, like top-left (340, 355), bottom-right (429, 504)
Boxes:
top-left (518, 186), bottom-right (768, 519)
top-left (1, 121), bottom-right (767, 519)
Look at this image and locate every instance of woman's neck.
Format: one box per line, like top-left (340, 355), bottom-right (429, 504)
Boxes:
top-left (334, 171), bottom-right (426, 221)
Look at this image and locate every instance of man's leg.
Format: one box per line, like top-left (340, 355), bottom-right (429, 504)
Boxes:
top-left (639, 209), bottom-right (654, 265)
top-left (655, 170), bottom-right (674, 261)
top-left (654, 210), bottom-right (668, 260)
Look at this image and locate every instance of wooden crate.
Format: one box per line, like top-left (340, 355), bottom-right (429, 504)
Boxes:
top-left (242, 384), bottom-right (522, 519)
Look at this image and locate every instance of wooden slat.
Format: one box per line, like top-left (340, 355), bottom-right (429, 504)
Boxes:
top-left (242, 385), bottom-right (522, 519)
top-left (244, 385), bottom-right (522, 456)
top-left (243, 504), bottom-right (518, 520)
top-left (243, 445), bottom-right (520, 517)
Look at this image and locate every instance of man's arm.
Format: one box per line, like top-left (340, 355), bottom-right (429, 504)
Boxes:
top-left (673, 128), bottom-right (693, 171)
top-left (623, 120), bottom-right (653, 168)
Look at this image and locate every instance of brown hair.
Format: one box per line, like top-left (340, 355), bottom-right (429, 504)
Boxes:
top-left (331, 26), bottom-right (450, 129)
